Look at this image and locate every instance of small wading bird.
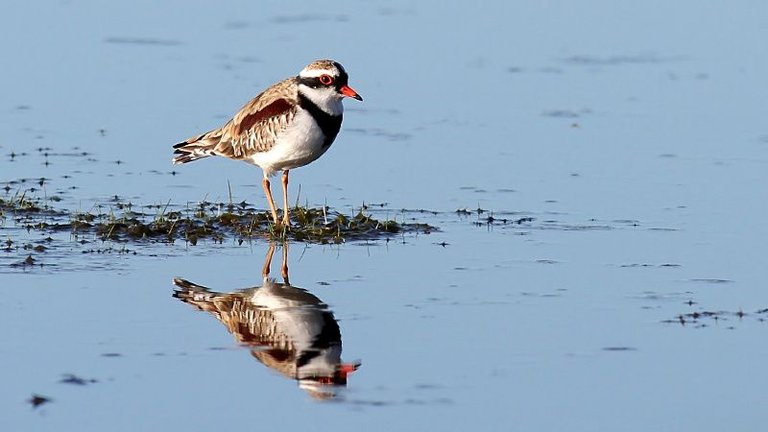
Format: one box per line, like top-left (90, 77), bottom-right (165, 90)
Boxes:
top-left (172, 59), bottom-right (362, 227)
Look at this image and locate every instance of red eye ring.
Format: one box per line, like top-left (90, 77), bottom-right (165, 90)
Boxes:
top-left (319, 74), bottom-right (334, 85)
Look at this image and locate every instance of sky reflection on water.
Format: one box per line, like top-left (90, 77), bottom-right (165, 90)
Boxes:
top-left (2, 1), bottom-right (768, 431)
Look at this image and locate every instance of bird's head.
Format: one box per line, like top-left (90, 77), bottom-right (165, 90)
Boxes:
top-left (297, 59), bottom-right (363, 109)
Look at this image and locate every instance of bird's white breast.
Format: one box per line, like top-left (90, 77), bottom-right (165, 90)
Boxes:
top-left (248, 285), bottom-right (329, 349)
top-left (249, 108), bottom-right (331, 176)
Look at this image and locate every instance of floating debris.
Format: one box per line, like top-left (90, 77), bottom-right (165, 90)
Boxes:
top-left (601, 346), bottom-right (638, 352)
top-left (59, 373), bottom-right (98, 385)
top-left (663, 307), bottom-right (768, 327)
top-left (10, 255), bottom-right (38, 268)
top-left (28, 394), bottom-right (52, 409)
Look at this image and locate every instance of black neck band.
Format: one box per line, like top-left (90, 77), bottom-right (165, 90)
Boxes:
top-left (298, 93), bottom-right (343, 148)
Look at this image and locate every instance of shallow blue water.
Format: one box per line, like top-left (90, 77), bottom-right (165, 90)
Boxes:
top-left (2, 1), bottom-right (768, 431)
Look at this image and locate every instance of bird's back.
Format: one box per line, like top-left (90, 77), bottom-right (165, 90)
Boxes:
top-left (172, 78), bottom-right (299, 165)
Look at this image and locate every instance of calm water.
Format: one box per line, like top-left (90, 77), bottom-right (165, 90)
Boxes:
top-left (2, 1), bottom-right (768, 431)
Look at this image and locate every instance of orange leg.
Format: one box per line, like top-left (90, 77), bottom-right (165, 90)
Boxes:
top-left (281, 170), bottom-right (290, 226)
top-left (262, 176), bottom-right (279, 225)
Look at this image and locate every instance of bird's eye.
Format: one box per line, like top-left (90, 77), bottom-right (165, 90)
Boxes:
top-left (319, 74), bottom-right (334, 85)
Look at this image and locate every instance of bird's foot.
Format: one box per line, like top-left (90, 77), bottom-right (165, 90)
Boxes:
top-left (270, 219), bottom-right (290, 238)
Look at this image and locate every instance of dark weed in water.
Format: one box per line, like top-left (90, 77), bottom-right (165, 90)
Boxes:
top-left (0, 189), bottom-right (47, 214)
top-left (663, 307), bottom-right (768, 328)
top-left (28, 394), bottom-right (52, 409)
top-left (59, 373), bottom-right (98, 386)
top-left (455, 207), bottom-right (535, 227)
top-left (1, 188), bottom-right (436, 249)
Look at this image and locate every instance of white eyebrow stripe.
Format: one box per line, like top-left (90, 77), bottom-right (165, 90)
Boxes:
top-left (299, 68), bottom-right (337, 78)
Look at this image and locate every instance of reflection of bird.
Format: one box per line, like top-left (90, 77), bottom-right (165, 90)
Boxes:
top-left (172, 59), bottom-right (362, 227)
top-left (173, 243), bottom-right (359, 399)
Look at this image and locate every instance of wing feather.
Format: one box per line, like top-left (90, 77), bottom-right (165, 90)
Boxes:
top-left (214, 78), bottom-right (298, 159)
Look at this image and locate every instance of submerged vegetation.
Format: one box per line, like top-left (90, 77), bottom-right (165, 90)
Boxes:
top-left (1, 187), bottom-right (437, 270)
top-left (1, 190), bottom-right (435, 247)
top-left (664, 307), bottom-right (768, 328)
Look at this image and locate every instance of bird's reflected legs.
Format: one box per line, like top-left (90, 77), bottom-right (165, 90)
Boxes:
top-left (280, 242), bottom-right (289, 285)
top-left (262, 242), bottom-right (276, 279)
top-left (262, 242), bottom-right (289, 284)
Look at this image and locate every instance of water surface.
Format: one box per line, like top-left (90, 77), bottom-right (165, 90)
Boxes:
top-left (2, 1), bottom-right (768, 431)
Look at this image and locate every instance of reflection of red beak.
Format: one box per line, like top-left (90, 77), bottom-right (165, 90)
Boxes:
top-left (340, 85), bottom-right (363, 101)
top-left (338, 362), bottom-right (361, 378)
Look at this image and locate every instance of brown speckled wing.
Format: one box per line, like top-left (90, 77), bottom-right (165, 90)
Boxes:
top-left (213, 78), bottom-right (298, 159)
top-left (236, 99), bottom-right (293, 136)
top-left (172, 279), bottom-right (293, 348)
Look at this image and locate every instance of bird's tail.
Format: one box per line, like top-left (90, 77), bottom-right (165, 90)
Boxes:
top-left (172, 130), bottom-right (222, 165)
top-left (172, 277), bottom-right (220, 311)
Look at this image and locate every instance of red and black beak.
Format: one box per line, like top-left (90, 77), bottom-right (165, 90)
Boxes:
top-left (339, 85), bottom-right (363, 101)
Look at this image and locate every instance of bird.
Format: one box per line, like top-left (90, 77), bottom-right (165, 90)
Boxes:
top-left (172, 59), bottom-right (362, 227)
